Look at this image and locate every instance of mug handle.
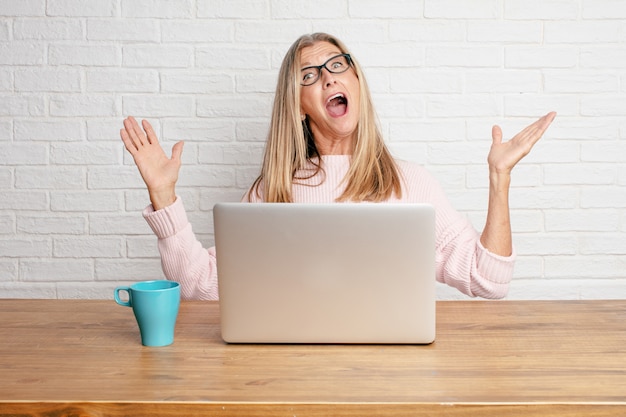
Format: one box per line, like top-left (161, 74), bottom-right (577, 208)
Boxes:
top-left (114, 286), bottom-right (132, 307)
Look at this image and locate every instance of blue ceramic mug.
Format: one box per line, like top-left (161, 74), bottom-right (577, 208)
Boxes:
top-left (114, 280), bottom-right (180, 347)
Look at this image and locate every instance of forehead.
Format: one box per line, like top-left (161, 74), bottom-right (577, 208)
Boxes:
top-left (299, 41), bottom-right (343, 66)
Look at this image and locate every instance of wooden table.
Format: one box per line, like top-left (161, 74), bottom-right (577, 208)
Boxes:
top-left (0, 299), bottom-right (624, 416)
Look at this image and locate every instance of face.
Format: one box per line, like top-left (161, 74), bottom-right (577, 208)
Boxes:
top-left (299, 41), bottom-right (361, 154)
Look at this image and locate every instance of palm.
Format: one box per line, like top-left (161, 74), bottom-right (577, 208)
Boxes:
top-left (120, 117), bottom-right (184, 207)
top-left (488, 112), bottom-right (556, 174)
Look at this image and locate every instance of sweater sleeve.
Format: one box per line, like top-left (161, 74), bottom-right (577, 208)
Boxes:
top-left (142, 197), bottom-right (218, 300)
top-left (399, 162), bottom-right (515, 299)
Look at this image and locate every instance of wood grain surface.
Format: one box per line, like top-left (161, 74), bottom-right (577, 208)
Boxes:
top-left (1, 299), bottom-right (624, 416)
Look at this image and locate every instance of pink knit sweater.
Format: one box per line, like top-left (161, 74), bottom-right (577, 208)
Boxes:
top-left (143, 156), bottom-right (515, 300)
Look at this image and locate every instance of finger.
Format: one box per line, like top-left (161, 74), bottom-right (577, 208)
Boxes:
top-left (492, 125), bottom-right (503, 145)
top-left (171, 141), bottom-right (185, 161)
top-left (124, 116), bottom-right (147, 147)
top-left (120, 128), bottom-right (138, 153)
top-left (142, 119), bottom-right (158, 145)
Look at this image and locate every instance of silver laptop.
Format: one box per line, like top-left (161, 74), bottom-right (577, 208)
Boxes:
top-left (213, 202), bottom-right (436, 344)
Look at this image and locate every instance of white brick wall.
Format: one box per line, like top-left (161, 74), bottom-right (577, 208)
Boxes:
top-left (1, 0), bottom-right (625, 300)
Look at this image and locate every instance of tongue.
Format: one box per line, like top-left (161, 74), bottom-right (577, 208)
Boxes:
top-left (326, 98), bottom-right (347, 117)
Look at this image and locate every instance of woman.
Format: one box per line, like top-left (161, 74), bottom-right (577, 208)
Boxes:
top-left (120, 33), bottom-right (556, 300)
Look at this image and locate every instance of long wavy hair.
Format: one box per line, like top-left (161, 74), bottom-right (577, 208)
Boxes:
top-left (249, 32), bottom-right (402, 202)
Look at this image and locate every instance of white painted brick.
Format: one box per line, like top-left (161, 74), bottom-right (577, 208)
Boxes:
top-left (87, 19), bottom-right (159, 42)
top-left (197, 0), bottom-right (269, 19)
top-left (465, 70), bottom-right (541, 93)
top-left (0, 121), bottom-right (11, 140)
top-left (0, 238), bottom-right (51, 257)
top-left (197, 95), bottom-right (272, 118)
top-left (580, 233), bottom-right (626, 255)
top-left (14, 18), bottom-right (83, 40)
top-left (18, 215), bottom-right (86, 235)
top-left (580, 186), bottom-right (626, 208)
top-left (372, 94), bottom-right (425, 119)
top-left (0, 191), bottom-right (48, 210)
top-left (545, 21), bottom-right (622, 43)
top-left (87, 69), bottom-right (159, 93)
top-left (505, 0), bottom-right (579, 20)
top-left (196, 46), bottom-right (270, 70)
top-left (389, 143), bottom-right (429, 166)
top-left (0, 143), bottom-right (47, 165)
top-left (390, 21), bottom-right (465, 43)
top-left (54, 237), bottom-right (123, 257)
top-left (50, 95), bottom-right (118, 117)
top-left (0, 69), bottom-right (11, 91)
top-left (427, 95), bottom-right (501, 118)
top-left (236, 166), bottom-right (262, 189)
top-left (510, 187), bottom-right (578, 209)
top-left (582, 0), bottom-right (626, 19)
top-left (15, 166), bottom-right (85, 189)
top-left (0, 213), bottom-right (15, 234)
top-left (467, 21), bottom-right (542, 43)
top-left (0, 21), bottom-right (8, 41)
top-left (56, 282), bottom-right (120, 299)
top-left (161, 72), bottom-right (234, 94)
top-left (0, 260), bottom-right (17, 281)
top-left (0, 168), bottom-right (12, 188)
top-left (198, 143), bottom-right (264, 165)
top-left (581, 141), bottom-right (626, 162)
top-left (514, 233), bottom-right (578, 256)
top-left (581, 47), bottom-right (626, 69)
top-left (47, 0), bottom-right (117, 17)
top-left (126, 236), bottom-right (159, 258)
top-left (0, 2), bottom-right (45, 16)
top-left (544, 117), bottom-right (618, 141)
top-left (50, 191), bottom-right (122, 212)
top-left (505, 46), bottom-right (578, 69)
top-left (544, 71), bottom-right (619, 94)
top-left (163, 119), bottom-right (235, 141)
top-left (123, 45), bottom-right (193, 68)
top-left (510, 210), bottom-right (544, 233)
top-left (199, 189), bottom-right (246, 210)
top-left (236, 72), bottom-right (277, 94)
top-left (425, 0), bottom-right (501, 19)
top-left (346, 0), bottom-right (424, 19)
top-left (0, 94), bottom-right (44, 116)
top-left (49, 44), bottom-right (120, 66)
top-left (582, 96), bottom-right (626, 116)
top-left (87, 167), bottom-right (145, 189)
top-left (544, 163), bottom-right (616, 185)
top-left (122, 0), bottom-right (193, 18)
top-left (545, 209), bottom-right (620, 232)
top-left (95, 259), bottom-right (165, 281)
top-left (89, 214), bottom-right (151, 235)
top-left (0, 283), bottom-right (57, 298)
top-left (15, 119), bottom-right (84, 141)
top-left (390, 119), bottom-right (466, 143)
top-left (390, 70), bottom-right (462, 94)
top-left (52, 142), bottom-right (121, 165)
top-left (177, 166), bottom-right (236, 187)
top-left (22, 259), bottom-right (94, 282)
top-left (427, 46), bottom-right (502, 68)
top-left (235, 120), bottom-right (271, 143)
top-left (122, 95), bottom-right (194, 118)
top-left (234, 22), bottom-right (313, 44)
top-left (545, 256), bottom-right (626, 279)
top-left (311, 23), bottom-right (387, 45)
top-left (358, 44), bottom-right (424, 68)
top-left (89, 118), bottom-right (146, 141)
top-left (15, 68), bottom-right (81, 92)
top-left (504, 94), bottom-right (578, 118)
top-left (161, 20), bottom-right (233, 43)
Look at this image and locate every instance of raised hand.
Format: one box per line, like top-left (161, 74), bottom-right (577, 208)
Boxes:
top-left (120, 116), bottom-right (184, 210)
top-left (488, 111), bottom-right (556, 175)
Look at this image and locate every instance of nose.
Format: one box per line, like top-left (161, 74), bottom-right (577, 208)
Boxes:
top-left (320, 67), bottom-right (336, 88)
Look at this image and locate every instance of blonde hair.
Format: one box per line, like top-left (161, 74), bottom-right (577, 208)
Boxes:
top-left (249, 32), bottom-right (402, 203)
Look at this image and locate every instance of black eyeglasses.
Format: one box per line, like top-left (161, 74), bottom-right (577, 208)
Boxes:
top-left (300, 53), bottom-right (352, 86)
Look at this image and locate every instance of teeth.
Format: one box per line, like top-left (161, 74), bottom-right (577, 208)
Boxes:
top-left (327, 93), bottom-right (345, 103)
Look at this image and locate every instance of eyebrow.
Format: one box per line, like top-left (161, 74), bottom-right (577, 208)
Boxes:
top-left (300, 52), bottom-right (342, 68)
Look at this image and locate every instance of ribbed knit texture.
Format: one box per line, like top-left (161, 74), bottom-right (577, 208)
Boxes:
top-left (143, 155), bottom-right (515, 300)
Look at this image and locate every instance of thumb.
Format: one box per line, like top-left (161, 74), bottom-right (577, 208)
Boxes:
top-left (171, 140), bottom-right (184, 161)
top-left (492, 125), bottom-right (503, 146)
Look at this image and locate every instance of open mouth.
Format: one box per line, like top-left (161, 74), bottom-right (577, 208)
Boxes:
top-left (326, 93), bottom-right (348, 118)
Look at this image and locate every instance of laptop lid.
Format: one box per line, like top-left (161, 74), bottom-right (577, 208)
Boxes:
top-left (213, 202), bottom-right (435, 344)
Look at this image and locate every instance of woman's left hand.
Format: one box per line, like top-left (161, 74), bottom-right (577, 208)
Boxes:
top-left (488, 111), bottom-right (556, 175)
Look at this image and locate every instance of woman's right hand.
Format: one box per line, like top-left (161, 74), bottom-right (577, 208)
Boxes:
top-left (120, 116), bottom-right (184, 211)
